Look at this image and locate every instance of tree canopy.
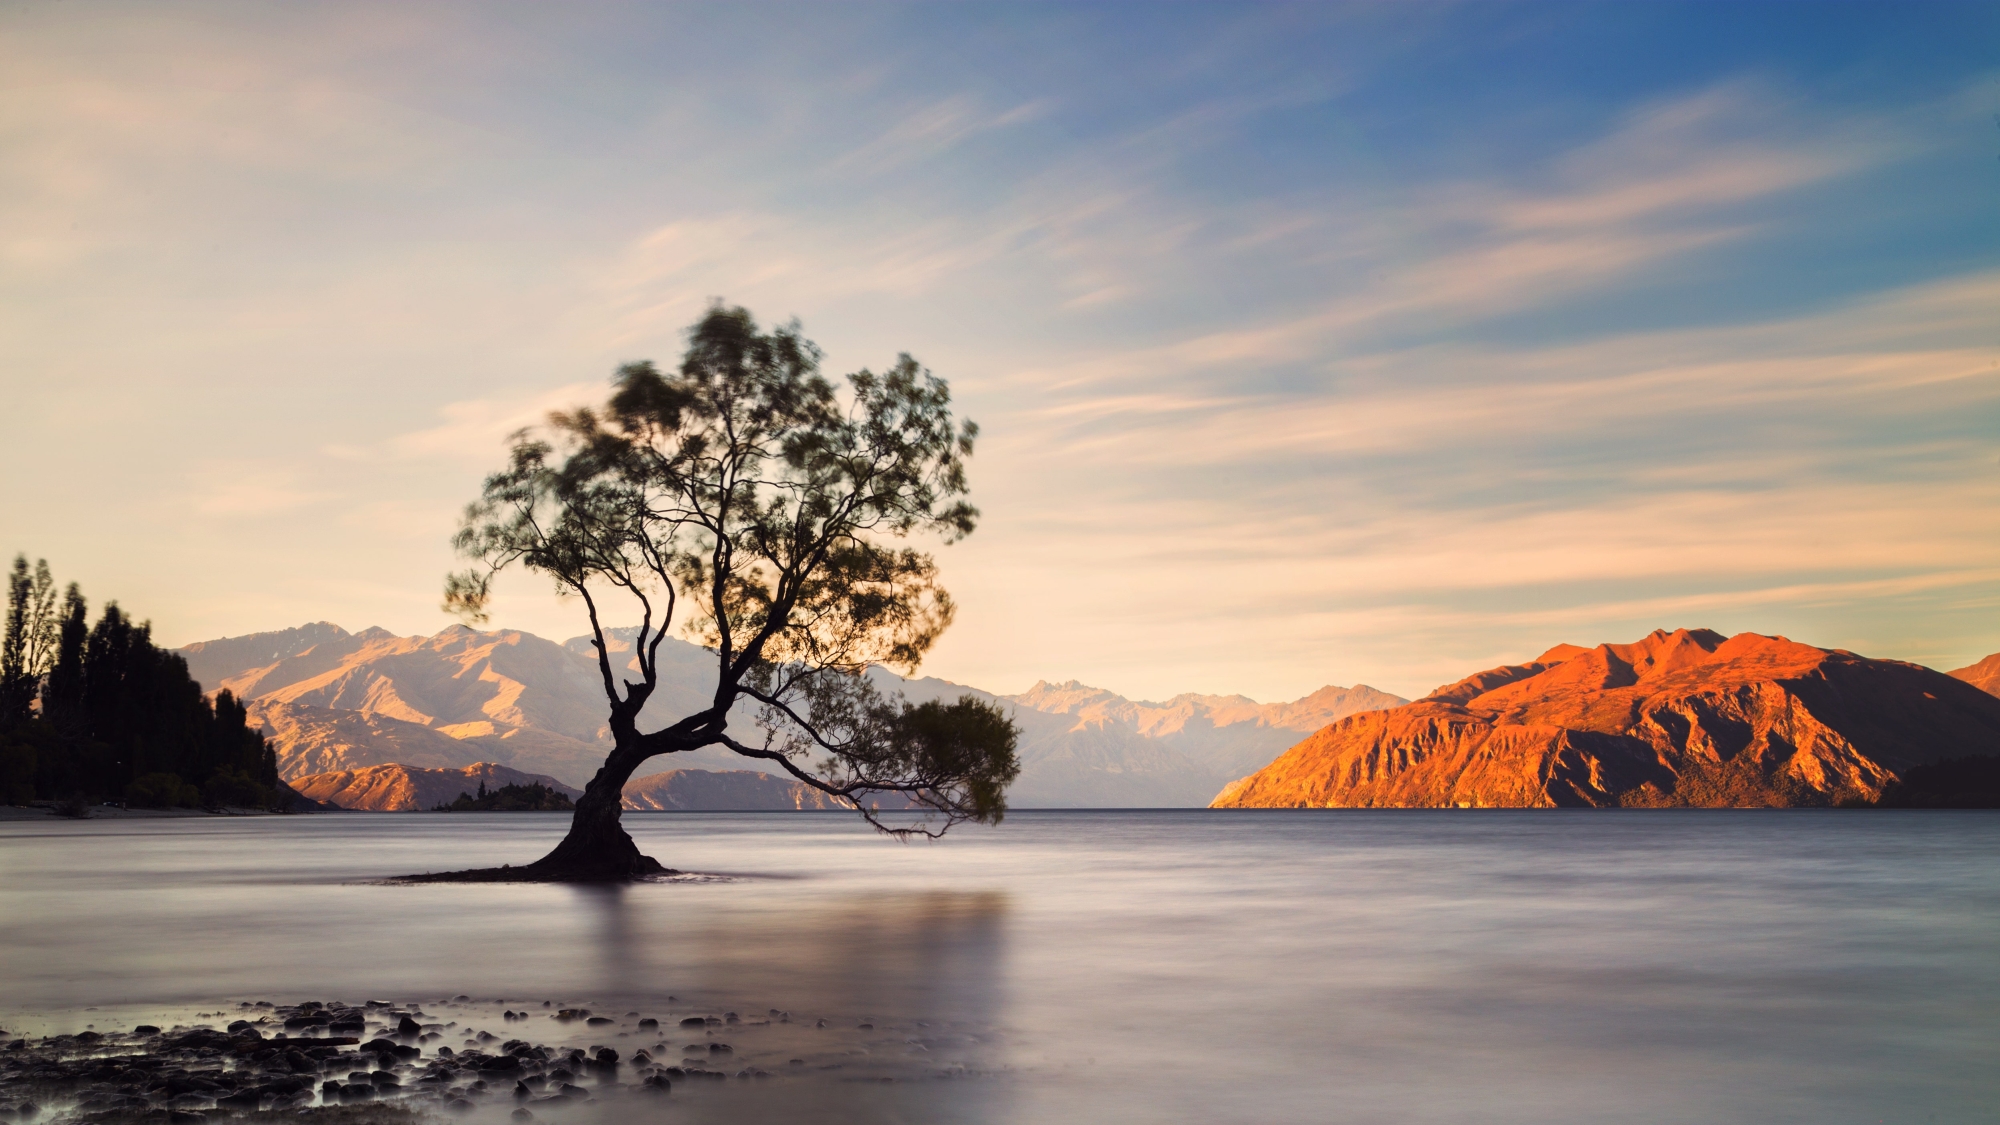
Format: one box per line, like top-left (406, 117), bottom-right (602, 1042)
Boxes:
top-left (438, 304), bottom-right (1018, 879)
top-left (0, 555), bottom-right (286, 809)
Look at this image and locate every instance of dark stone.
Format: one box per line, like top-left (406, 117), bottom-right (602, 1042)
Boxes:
top-left (708, 1044), bottom-right (732, 1054)
top-left (641, 1073), bottom-right (672, 1093)
top-left (478, 1056), bottom-right (521, 1073)
top-left (446, 1098), bottom-right (476, 1113)
top-left (677, 1017), bottom-right (706, 1028)
top-left (133, 1026), bottom-right (161, 1036)
top-left (168, 1113), bottom-right (204, 1124)
top-left (585, 1017), bottom-right (612, 1026)
top-left (214, 1090), bottom-right (262, 1109)
top-left (321, 1081), bottom-right (341, 1099)
top-left (396, 1017), bottom-right (422, 1037)
top-left (593, 1048), bottom-right (617, 1064)
top-left (637, 1018), bottom-right (658, 1029)
top-left (337, 1083), bottom-right (376, 1102)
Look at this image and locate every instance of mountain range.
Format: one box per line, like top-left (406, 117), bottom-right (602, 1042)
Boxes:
top-left (286, 762), bottom-right (849, 812)
top-left (1214, 629), bottom-right (2000, 809)
top-left (177, 622), bottom-right (1405, 809)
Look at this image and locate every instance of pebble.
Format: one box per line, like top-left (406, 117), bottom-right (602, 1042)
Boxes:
top-left (0, 994), bottom-right (998, 1115)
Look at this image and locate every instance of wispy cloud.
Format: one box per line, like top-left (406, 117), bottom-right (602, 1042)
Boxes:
top-left (385, 381), bottom-right (606, 463)
top-left (4, 6), bottom-right (1989, 698)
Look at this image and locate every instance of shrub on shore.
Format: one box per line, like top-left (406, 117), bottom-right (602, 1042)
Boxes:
top-left (434, 780), bottom-right (575, 812)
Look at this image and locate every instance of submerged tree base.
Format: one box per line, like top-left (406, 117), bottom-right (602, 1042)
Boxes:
top-left (394, 852), bottom-right (677, 884)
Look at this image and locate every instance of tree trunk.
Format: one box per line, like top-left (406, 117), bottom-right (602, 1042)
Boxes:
top-left (520, 747), bottom-right (670, 881)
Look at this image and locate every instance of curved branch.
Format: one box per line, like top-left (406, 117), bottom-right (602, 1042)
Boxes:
top-left (716, 733), bottom-right (951, 840)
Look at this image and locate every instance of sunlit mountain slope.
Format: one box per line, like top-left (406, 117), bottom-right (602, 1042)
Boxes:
top-left (1214, 629), bottom-right (2000, 809)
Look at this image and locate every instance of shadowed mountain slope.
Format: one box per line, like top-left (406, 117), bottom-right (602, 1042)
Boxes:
top-left (1213, 629), bottom-right (2000, 809)
top-left (248, 699), bottom-right (608, 784)
top-left (621, 769), bottom-right (847, 811)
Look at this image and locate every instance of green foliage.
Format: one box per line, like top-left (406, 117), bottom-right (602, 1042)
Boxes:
top-left (126, 771), bottom-right (200, 809)
top-left (1, 556), bottom-right (60, 724)
top-left (0, 556), bottom-right (286, 809)
top-left (436, 781), bottom-right (576, 812)
top-left (444, 304), bottom-right (1019, 839)
top-left (0, 721), bottom-right (48, 804)
top-left (203, 768), bottom-right (277, 809)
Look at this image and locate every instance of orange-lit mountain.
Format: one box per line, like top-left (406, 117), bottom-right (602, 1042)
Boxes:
top-left (1950, 653), bottom-right (2000, 698)
top-left (290, 763), bottom-right (579, 812)
top-left (1212, 629), bottom-right (2000, 809)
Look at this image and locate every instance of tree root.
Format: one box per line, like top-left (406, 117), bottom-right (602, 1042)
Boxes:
top-left (391, 852), bottom-right (675, 884)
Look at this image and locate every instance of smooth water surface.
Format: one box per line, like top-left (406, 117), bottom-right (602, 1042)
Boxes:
top-left (3, 809), bottom-right (1997, 1124)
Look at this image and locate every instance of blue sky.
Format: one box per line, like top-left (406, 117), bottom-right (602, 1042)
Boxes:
top-left (2, 2), bottom-right (1996, 701)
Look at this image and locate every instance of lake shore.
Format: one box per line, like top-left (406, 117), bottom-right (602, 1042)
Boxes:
top-left (0, 804), bottom-right (290, 821)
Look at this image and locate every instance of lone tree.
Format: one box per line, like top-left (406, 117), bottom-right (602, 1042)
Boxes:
top-left (429, 305), bottom-right (1019, 881)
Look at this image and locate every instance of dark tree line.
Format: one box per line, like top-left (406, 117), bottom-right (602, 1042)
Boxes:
top-left (0, 555), bottom-right (288, 809)
top-left (433, 781), bottom-right (576, 812)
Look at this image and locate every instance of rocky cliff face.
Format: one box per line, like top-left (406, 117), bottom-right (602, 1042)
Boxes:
top-left (1213, 629), bottom-right (2000, 809)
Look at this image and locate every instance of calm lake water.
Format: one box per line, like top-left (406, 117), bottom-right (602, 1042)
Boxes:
top-left (2, 809), bottom-right (1997, 1124)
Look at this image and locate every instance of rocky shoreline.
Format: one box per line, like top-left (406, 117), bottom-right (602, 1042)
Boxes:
top-left (0, 997), bottom-right (991, 1123)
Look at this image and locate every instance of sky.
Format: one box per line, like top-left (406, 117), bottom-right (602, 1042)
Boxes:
top-left (2, 1), bottom-right (1997, 703)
